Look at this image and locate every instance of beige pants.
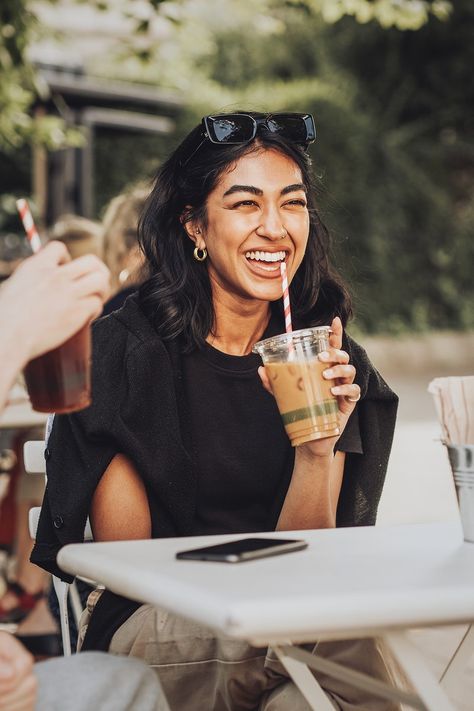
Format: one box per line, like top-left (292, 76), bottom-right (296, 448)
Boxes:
top-left (79, 591), bottom-right (400, 711)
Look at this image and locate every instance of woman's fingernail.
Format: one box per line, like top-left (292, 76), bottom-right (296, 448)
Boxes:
top-left (319, 351), bottom-right (330, 361)
top-left (323, 369), bottom-right (334, 379)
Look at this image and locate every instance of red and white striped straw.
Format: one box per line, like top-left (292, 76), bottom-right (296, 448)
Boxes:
top-left (16, 199), bottom-right (42, 253)
top-left (280, 261), bottom-right (293, 334)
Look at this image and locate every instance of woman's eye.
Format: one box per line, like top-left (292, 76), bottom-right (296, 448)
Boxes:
top-left (285, 199), bottom-right (307, 208)
top-left (233, 200), bottom-right (258, 208)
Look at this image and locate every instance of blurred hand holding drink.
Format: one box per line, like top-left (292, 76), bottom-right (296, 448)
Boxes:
top-left (16, 199), bottom-right (92, 414)
top-left (253, 262), bottom-right (339, 446)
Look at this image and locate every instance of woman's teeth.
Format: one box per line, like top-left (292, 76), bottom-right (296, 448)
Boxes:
top-left (245, 250), bottom-right (286, 263)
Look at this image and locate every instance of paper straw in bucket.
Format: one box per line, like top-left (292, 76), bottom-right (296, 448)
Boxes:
top-left (16, 199), bottom-right (42, 253)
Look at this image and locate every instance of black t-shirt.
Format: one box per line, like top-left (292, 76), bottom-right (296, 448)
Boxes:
top-left (82, 318), bottom-right (363, 651)
top-left (185, 317), bottom-right (362, 536)
top-left (184, 315), bottom-right (294, 535)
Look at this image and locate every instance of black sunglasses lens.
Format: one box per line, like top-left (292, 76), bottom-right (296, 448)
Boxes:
top-left (266, 114), bottom-right (316, 145)
top-left (206, 115), bottom-right (255, 143)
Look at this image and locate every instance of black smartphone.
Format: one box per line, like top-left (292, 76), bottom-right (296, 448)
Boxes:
top-left (176, 537), bottom-right (308, 563)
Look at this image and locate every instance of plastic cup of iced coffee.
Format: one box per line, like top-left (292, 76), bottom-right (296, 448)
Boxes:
top-left (253, 327), bottom-right (340, 446)
top-left (23, 324), bottom-right (91, 414)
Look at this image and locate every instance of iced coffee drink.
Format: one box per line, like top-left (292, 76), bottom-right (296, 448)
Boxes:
top-left (253, 327), bottom-right (339, 446)
top-left (23, 324), bottom-right (91, 414)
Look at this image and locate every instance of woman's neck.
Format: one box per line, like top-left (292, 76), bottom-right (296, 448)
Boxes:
top-left (207, 290), bottom-right (271, 356)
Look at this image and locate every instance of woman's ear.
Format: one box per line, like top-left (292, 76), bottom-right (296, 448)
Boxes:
top-left (181, 207), bottom-right (205, 248)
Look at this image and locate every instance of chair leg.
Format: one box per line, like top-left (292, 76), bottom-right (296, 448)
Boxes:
top-left (69, 581), bottom-right (84, 630)
top-left (439, 624), bottom-right (474, 694)
top-left (52, 576), bottom-right (71, 656)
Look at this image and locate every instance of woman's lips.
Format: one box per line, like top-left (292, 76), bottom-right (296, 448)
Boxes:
top-left (244, 253), bottom-right (289, 278)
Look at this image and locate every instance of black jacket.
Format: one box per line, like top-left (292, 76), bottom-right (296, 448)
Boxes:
top-left (31, 295), bottom-right (398, 581)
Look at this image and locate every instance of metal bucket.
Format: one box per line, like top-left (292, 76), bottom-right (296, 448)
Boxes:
top-left (447, 445), bottom-right (474, 543)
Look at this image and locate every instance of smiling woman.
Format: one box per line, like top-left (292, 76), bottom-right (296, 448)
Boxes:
top-left (182, 150), bottom-right (311, 324)
top-left (33, 111), bottom-right (400, 710)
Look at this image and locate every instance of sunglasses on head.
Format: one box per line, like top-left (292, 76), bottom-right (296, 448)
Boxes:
top-left (182, 112), bottom-right (316, 166)
top-left (204, 112), bottom-right (316, 147)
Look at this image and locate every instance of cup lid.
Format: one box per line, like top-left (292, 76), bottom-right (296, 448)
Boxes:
top-left (252, 326), bottom-right (331, 354)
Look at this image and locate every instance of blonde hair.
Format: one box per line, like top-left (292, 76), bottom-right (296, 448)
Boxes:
top-left (101, 185), bottom-right (149, 293)
top-left (48, 215), bottom-right (103, 260)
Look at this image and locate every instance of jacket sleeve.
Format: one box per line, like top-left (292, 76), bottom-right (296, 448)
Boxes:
top-left (30, 315), bottom-right (128, 581)
top-left (336, 334), bottom-right (398, 527)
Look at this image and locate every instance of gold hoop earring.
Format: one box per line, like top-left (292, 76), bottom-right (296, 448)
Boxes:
top-left (193, 246), bottom-right (207, 262)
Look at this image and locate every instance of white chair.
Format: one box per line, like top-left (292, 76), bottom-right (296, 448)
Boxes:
top-left (24, 440), bottom-right (93, 656)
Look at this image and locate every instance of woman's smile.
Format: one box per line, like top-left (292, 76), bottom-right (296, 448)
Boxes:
top-left (244, 249), bottom-right (288, 276)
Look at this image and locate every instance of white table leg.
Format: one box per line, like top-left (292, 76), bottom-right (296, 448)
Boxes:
top-left (273, 645), bottom-right (335, 711)
top-left (384, 631), bottom-right (456, 711)
top-left (440, 624), bottom-right (474, 694)
top-left (275, 644), bottom-right (422, 710)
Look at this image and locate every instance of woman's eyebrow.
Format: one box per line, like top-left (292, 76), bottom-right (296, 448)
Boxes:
top-left (281, 183), bottom-right (307, 195)
top-left (223, 183), bottom-right (307, 197)
top-left (223, 185), bottom-right (263, 197)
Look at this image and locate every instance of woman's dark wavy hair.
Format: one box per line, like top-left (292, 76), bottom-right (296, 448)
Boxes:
top-left (138, 112), bottom-right (352, 351)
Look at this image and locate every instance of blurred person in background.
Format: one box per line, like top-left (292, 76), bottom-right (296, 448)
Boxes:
top-left (47, 214), bottom-right (103, 260)
top-left (0, 242), bottom-right (165, 711)
top-left (101, 185), bottom-right (148, 315)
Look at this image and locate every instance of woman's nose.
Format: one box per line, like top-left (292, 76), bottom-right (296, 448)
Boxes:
top-left (256, 210), bottom-right (286, 241)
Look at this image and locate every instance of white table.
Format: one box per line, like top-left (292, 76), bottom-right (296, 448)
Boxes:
top-left (58, 522), bottom-right (474, 711)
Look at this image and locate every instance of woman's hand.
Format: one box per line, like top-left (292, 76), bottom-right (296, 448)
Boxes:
top-left (258, 316), bottom-right (360, 459)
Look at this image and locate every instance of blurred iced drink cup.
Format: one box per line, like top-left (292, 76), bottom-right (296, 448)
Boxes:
top-left (15, 197), bottom-right (93, 414)
top-left (23, 325), bottom-right (91, 414)
top-left (253, 327), bottom-right (340, 446)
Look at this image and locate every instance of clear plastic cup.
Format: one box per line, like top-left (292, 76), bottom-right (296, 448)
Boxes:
top-left (253, 327), bottom-right (340, 446)
top-left (23, 324), bottom-right (91, 414)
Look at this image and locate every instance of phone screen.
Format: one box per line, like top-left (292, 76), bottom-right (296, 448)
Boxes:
top-left (176, 537), bottom-right (307, 562)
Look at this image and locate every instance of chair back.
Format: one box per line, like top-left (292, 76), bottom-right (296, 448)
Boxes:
top-left (23, 439), bottom-right (93, 656)
top-left (23, 440), bottom-right (46, 475)
top-left (28, 507), bottom-right (41, 540)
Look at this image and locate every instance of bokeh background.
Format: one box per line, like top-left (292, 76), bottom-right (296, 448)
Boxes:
top-left (1, 0), bottom-right (473, 335)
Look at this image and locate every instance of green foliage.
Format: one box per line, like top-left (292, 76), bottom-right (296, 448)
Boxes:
top-left (93, 131), bottom-right (172, 217)
top-left (284, 0), bottom-right (452, 29)
top-left (0, 0), bottom-right (83, 151)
